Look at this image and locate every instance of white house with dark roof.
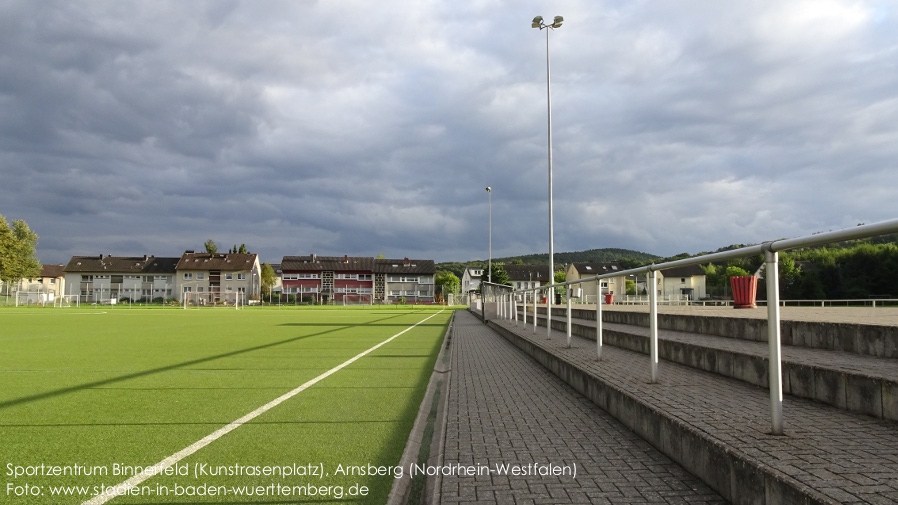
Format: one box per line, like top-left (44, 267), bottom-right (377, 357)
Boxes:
top-left (175, 251), bottom-right (261, 304)
top-left (566, 262), bottom-right (626, 302)
top-left (658, 264), bottom-right (707, 301)
top-left (63, 255), bottom-right (178, 302)
top-left (503, 264), bottom-right (552, 291)
top-left (375, 257), bottom-right (435, 303)
top-left (15, 264), bottom-right (66, 303)
top-left (461, 266), bottom-right (484, 293)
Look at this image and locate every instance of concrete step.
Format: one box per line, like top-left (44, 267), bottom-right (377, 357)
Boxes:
top-left (519, 308), bottom-right (898, 422)
top-left (550, 306), bottom-right (898, 358)
top-left (486, 312), bottom-right (898, 505)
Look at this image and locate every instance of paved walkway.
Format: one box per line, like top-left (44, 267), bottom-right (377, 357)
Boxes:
top-left (438, 310), bottom-right (727, 504)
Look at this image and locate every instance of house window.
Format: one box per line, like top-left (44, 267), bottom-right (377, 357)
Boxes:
top-left (681, 278), bottom-right (686, 283)
top-left (225, 273), bottom-right (233, 280)
top-left (389, 276), bottom-right (419, 283)
top-left (197, 273), bottom-right (205, 280)
top-left (237, 273), bottom-right (246, 280)
top-left (183, 273), bottom-right (193, 280)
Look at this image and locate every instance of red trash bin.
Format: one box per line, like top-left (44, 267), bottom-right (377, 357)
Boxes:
top-left (604, 293), bottom-right (614, 305)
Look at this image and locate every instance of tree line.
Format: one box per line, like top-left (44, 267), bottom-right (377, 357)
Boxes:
top-left (687, 236), bottom-right (898, 300)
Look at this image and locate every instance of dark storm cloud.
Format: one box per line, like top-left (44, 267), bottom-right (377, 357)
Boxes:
top-left (1, 0), bottom-right (896, 265)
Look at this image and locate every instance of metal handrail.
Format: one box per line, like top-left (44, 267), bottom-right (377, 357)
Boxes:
top-left (489, 217), bottom-right (898, 435)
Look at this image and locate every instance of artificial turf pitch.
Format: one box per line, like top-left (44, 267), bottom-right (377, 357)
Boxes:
top-left (1, 306), bottom-right (454, 504)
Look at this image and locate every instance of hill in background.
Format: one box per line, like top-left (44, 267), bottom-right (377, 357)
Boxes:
top-left (438, 247), bottom-right (661, 279)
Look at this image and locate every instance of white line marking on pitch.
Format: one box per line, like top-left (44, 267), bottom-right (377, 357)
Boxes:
top-left (81, 310), bottom-right (444, 505)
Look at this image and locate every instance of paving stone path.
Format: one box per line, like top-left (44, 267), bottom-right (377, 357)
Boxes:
top-left (437, 310), bottom-right (728, 504)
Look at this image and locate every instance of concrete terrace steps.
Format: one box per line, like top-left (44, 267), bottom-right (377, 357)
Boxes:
top-left (567, 305), bottom-right (898, 358)
top-left (519, 306), bottom-right (898, 422)
top-left (485, 312), bottom-right (898, 505)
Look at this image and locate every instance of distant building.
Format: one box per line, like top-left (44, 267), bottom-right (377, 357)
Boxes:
top-left (175, 251), bottom-right (261, 304)
top-left (461, 267), bottom-right (484, 293)
top-left (566, 262), bottom-right (626, 302)
top-left (15, 264), bottom-right (66, 303)
top-left (658, 265), bottom-right (707, 301)
top-left (503, 264), bottom-right (551, 291)
top-left (280, 255), bottom-right (435, 304)
top-left (63, 255), bottom-right (178, 302)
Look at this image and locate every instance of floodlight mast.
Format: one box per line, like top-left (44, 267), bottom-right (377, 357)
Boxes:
top-left (532, 15), bottom-right (563, 338)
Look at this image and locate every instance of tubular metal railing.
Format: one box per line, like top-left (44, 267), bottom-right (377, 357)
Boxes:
top-left (481, 217), bottom-right (898, 435)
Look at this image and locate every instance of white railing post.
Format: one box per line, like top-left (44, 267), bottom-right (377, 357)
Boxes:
top-left (533, 288), bottom-right (538, 333)
top-left (596, 291), bottom-right (603, 360)
top-left (649, 269), bottom-right (659, 383)
top-left (547, 285), bottom-right (552, 340)
top-left (566, 288), bottom-right (572, 348)
top-left (766, 249), bottom-right (784, 435)
top-left (513, 293), bottom-right (516, 322)
top-left (510, 293), bottom-right (516, 323)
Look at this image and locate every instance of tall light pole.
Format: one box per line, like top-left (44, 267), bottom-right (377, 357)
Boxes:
top-left (532, 14), bottom-right (563, 337)
top-left (486, 186), bottom-right (492, 284)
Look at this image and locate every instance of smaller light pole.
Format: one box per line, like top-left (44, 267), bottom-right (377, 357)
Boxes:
top-left (486, 186), bottom-right (492, 283)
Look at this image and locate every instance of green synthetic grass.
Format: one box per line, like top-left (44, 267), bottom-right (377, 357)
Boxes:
top-left (0, 306), bottom-right (453, 504)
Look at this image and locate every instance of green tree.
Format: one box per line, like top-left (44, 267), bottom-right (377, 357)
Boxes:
top-left (480, 263), bottom-right (510, 286)
top-left (725, 265), bottom-right (751, 277)
top-left (260, 263), bottom-right (276, 299)
top-left (0, 215), bottom-right (42, 291)
top-left (204, 239), bottom-right (218, 254)
top-left (435, 271), bottom-right (461, 303)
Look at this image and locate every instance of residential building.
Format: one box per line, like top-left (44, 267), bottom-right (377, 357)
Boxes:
top-left (504, 264), bottom-right (551, 291)
top-left (375, 257), bottom-right (435, 303)
top-left (15, 264), bottom-right (66, 303)
top-left (280, 255), bottom-right (375, 304)
top-left (175, 251), bottom-right (261, 304)
top-left (280, 255), bottom-right (435, 304)
top-left (63, 255), bottom-right (178, 303)
top-left (461, 267), bottom-right (484, 293)
top-left (566, 262), bottom-right (626, 302)
top-left (658, 265), bottom-right (707, 301)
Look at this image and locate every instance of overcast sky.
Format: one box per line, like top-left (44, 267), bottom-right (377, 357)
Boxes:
top-left (2, 1), bottom-right (896, 266)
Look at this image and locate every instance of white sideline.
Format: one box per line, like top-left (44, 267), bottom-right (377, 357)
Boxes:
top-left (81, 310), bottom-right (444, 505)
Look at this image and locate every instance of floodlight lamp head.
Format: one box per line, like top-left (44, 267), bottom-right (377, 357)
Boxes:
top-left (486, 186), bottom-right (491, 192)
top-left (551, 16), bottom-right (564, 28)
top-left (531, 16), bottom-right (543, 28)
